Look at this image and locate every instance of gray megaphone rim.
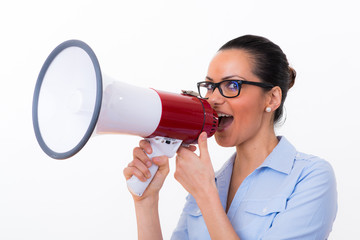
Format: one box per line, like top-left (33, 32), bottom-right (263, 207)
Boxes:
top-left (32, 40), bottom-right (103, 159)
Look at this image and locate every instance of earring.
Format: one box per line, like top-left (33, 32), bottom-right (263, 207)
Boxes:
top-left (265, 107), bottom-right (272, 112)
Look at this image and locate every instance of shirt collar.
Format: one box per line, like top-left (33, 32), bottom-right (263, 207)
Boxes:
top-left (215, 154), bottom-right (235, 210)
top-left (258, 136), bottom-right (297, 175)
top-left (215, 136), bottom-right (297, 182)
top-left (214, 136), bottom-right (296, 209)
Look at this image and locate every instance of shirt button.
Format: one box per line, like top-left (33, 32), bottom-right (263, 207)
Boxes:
top-left (262, 207), bottom-right (268, 213)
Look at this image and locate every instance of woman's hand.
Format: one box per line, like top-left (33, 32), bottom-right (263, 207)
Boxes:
top-left (175, 133), bottom-right (240, 239)
top-left (175, 132), bottom-right (217, 200)
top-left (123, 139), bottom-right (170, 202)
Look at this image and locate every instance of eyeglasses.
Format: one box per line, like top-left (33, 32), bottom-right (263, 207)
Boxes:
top-left (197, 80), bottom-right (274, 99)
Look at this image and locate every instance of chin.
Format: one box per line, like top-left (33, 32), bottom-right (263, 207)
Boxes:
top-left (214, 132), bottom-right (235, 148)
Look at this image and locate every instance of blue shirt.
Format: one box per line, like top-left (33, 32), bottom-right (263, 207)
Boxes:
top-left (171, 137), bottom-right (337, 240)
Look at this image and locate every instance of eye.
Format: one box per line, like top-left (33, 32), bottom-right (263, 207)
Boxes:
top-left (223, 80), bottom-right (239, 92)
top-left (198, 81), bottom-right (215, 99)
top-left (202, 82), bottom-right (214, 90)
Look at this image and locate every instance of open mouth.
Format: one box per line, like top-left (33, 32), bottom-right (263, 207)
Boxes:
top-left (217, 113), bottom-right (234, 131)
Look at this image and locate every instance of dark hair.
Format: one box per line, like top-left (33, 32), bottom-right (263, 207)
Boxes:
top-left (219, 35), bottom-right (296, 124)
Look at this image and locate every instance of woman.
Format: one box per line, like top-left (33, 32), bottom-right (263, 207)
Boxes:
top-left (123, 35), bottom-right (337, 239)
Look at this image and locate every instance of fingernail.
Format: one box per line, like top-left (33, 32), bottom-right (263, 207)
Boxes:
top-left (146, 161), bottom-right (152, 167)
top-left (201, 132), bottom-right (207, 140)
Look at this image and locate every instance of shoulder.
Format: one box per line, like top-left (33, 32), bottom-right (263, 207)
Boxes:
top-left (261, 151), bottom-right (338, 239)
top-left (286, 150), bottom-right (337, 212)
top-left (276, 137), bottom-right (336, 181)
top-left (293, 151), bottom-right (336, 183)
top-left (265, 137), bottom-right (337, 200)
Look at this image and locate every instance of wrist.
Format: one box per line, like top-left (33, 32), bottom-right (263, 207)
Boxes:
top-left (193, 181), bottom-right (218, 206)
top-left (133, 193), bottom-right (163, 240)
top-left (134, 193), bottom-right (159, 208)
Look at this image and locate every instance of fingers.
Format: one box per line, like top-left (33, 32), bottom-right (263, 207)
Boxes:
top-left (197, 132), bottom-right (210, 160)
top-left (133, 146), bottom-right (152, 168)
top-left (174, 132), bottom-right (215, 198)
top-left (185, 144), bottom-right (197, 152)
top-left (177, 132), bottom-right (208, 161)
top-left (152, 155), bottom-right (167, 167)
top-left (123, 164), bottom-right (148, 182)
top-left (123, 140), bottom-right (153, 182)
top-left (123, 161), bottom-right (150, 182)
top-left (139, 139), bottom-right (152, 155)
top-left (152, 155), bottom-right (170, 177)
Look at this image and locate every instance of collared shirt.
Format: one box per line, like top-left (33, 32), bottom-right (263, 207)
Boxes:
top-left (171, 137), bottom-right (337, 240)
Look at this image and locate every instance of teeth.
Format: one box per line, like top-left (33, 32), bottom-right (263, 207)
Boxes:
top-left (218, 113), bottom-right (232, 118)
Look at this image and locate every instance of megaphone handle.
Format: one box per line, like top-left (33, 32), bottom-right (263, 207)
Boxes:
top-left (126, 137), bottom-right (183, 196)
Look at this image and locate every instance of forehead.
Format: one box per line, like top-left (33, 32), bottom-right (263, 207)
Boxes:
top-left (207, 49), bottom-right (257, 80)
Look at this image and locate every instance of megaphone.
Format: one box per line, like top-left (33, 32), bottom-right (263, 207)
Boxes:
top-left (32, 40), bottom-right (218, 196)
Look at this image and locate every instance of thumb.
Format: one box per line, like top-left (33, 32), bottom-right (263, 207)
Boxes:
top-left (198, 132), bottom-right (210, 160)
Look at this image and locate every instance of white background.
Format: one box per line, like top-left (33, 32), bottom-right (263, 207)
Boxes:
top-left (1, 0), bottom-right (359, 239)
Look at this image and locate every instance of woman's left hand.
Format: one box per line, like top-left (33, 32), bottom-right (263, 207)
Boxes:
top-left (175, 132), bottom-right (217, 200)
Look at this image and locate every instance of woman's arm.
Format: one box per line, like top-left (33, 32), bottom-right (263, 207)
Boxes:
top-left (175, 132), bottom-right (240, 240)
top-left (196, 185), bottom-right (240, 240)
top-left (124, 140), bottom-right (170, 240)
top-left (134, 194), bottom-right (162, 240)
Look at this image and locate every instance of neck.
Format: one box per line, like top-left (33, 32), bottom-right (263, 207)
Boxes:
top-left (234, 127), bottom-right (278, 175)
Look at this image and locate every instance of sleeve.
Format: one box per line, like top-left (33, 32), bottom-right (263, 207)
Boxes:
top-left (170, 211), bottom-right (189, 240)
top-left (262, 160), bottom-right (338, 240)
top-left (170, 193), bottom-right (211, 240)
top-left (171, 194), bottom-right (193, 240)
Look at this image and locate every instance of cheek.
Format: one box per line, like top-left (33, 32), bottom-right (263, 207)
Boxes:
top-left (230, 97), bottom-right (266, 139)
top-left (214, 92), bottom-right (267, 147)
top-left (233, 96), bottom-right (264, 124)
top-left (214, 104), bottom-right (263, 147)
top-left (235, 104), bottom-right (263, 126)
top-left (232, 110), bottom-right (261, 142)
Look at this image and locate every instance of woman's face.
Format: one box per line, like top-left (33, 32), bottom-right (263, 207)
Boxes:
top-left (206, 49), bottom-right (270, 147)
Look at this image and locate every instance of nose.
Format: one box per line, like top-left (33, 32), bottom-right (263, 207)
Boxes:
top-left (207, 87), bottom-right (225, 107)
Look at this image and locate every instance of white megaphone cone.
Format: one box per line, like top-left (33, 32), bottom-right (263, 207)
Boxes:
top-left (96, 77), bottom-right (162, 137)
top-left (32, 40), bottom-right (218, 196)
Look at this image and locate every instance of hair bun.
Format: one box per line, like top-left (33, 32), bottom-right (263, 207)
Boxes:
top-left (288, 66), bottom-right (296, 89)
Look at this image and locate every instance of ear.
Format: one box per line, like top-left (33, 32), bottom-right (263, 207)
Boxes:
top-left (265, 86), bottom-right (282, 112)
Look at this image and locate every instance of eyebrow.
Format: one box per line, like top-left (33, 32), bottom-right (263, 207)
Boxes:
top-left (205, 76), bottom-right (214, 82)
top-left (206, 75), bottom-right (245, 82)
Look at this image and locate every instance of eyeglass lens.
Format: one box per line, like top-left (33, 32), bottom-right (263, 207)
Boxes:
top-left (198, 80), bottom-right (241, 98)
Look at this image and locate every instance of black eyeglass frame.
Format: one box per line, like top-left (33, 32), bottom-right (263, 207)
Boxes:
top-left (197, 80), bottom-right (274, 99)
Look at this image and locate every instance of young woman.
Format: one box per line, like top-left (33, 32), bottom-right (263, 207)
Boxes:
top-left (123, 35), bottom-right (337, 239)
